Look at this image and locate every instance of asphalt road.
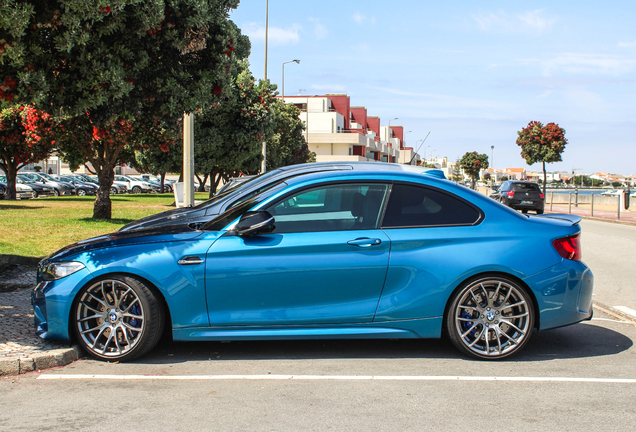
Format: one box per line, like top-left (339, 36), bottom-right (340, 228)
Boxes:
top-left (2, 307), bottom-right (635, 431)
top-left (580, 219), bottom-right (636, 317)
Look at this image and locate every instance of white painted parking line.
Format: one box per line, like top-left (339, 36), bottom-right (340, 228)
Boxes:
top-left (37, 374), bottom-right (636, 384)
top-left (613, 306), bottom-right (636, 320)
top-left (591, 318), bottom-right (636, 324)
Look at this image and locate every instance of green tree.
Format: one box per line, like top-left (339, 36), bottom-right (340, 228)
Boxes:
top-left (131, 126), bottom-right (181, 192)
top-left (516, 121), bottom-right (567, 195)
top-left (266, 100), bottom-right (313, 169)
top-left (0, 105), bottom-right (56, 199)
top-left (451, 159), bottom-right (463, 183)
top-left (459, 152), bottom-right (489, 189)
top-left (1, 0), bottom-right (240, 218)
top-left (195, 68), bottom-right (277, 197)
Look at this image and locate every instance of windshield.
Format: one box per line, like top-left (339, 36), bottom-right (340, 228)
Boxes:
top-left (40, 173), bottom-right (55, 181)
top-left (201, 181), bottom-right (286, 231)
top-left (193, 169), bottom-right (283, 209)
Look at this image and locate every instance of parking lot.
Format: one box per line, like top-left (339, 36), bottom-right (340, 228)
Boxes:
top-left (1, 219), bottom-right (635, 431)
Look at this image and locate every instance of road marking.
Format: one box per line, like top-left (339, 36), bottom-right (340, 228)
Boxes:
top-left (613, 306), bottom-right (636, 320)
top-left (591, 318), bottom-right (636, 324)
top-left (36, 374), bottom-right (636, 384)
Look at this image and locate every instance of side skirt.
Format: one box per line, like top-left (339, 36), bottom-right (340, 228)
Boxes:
top-left (172, 317), bottom-right (443, 341)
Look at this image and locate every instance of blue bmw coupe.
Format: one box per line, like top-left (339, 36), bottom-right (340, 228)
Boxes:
top-left (32, 165), bottom-right (593, 361)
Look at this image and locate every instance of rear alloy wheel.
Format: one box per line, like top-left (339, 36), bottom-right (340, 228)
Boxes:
top-left (53, 189), bottom-right (60, 196)
top-left (33, 192), bottom-right (39, 198)
top-left (132, 186), bottom-right (142, 194)
top-left (74, 276), bottom-right (164, 362)
top-left (110, 187), bottom-right (118, 194)
top-left (447, 277), bottom-right (534, 360)
top-left (77, 189), bottom-right (87, 196)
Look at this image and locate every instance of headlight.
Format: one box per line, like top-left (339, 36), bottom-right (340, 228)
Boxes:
top-left (41, 261), bottom-right (86, 281)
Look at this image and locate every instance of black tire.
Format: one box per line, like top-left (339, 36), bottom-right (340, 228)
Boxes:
top-left (73, 275), bottom-right (165, 362)
top-left (53, 189), bottom-right (60, 196)
top-left (536, 209), bottom-right (544, 215)
top-left (132, 186), bottom-right (142, 194)
top-left (33, 192), bottom-right (38, 198)
top-left (446, 276), bottom-right (534, 360)
top-left (110, 187), bottom-right (118, 194)
top-left (77, 189), bottom-right (87, 196)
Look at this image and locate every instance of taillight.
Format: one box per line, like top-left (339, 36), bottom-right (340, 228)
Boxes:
top-left (507, 190), bottom-right (515, 197)
top-left (540, 193), bottom-right (544, 199)
top-left (553, 234), bottom-right (582, 261)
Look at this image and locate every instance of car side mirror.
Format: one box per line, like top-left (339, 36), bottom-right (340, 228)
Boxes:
top-left (234, 211), bottom-right (275, 236)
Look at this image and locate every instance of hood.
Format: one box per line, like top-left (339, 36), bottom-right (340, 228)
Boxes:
top-left (119, 207), bottom-right (208, 232)
top-left (47, 223), bottom-right (206, 261)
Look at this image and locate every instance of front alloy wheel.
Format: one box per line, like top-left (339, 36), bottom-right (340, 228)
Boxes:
top-left (447, 277), bottom-right (534, 360)
top-left (77, 189), bottom-right (87, 196)
top-left (74, 276), bottom-right (164, 361)
top-left (53, 189), bottom-right (60, 196)
top-left (110, 187), bottom-right (118, 194)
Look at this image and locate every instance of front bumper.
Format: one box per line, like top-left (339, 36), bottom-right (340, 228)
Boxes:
top-left (32, 267), bottom-right (93, 342)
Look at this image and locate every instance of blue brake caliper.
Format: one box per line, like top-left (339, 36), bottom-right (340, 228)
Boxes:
top-left (461, 310), bottom-right (477, 338)
top-left (129, 304), bottom-right (141, 337)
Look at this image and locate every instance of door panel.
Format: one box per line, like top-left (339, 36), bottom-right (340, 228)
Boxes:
top-left (205, 230), bottom-right (390, 326)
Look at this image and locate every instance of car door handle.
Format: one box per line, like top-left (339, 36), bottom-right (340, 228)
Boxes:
top-left (347, 238), bottom-right (382, 248)
top-left (178, 256), bottom-right (204, 265)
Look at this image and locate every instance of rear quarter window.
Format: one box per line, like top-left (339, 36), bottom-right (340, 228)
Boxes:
top-left (382, 183), bottom-right (481, 228)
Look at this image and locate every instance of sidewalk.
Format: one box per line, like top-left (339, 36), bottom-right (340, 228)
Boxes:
top-left (546, 204), bottom-right (636, 224)
top-left (0, 262), bottom-right (81, 376)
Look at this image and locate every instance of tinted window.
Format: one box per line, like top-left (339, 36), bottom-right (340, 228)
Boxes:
top-left (512, 183), bottom-right (540, 192)
top-left (265, 183), bottom-right (389, 233)
top-left (382, 183), bottom-right (480, 228)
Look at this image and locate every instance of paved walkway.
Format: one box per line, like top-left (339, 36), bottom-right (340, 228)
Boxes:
top-left (0, 264), bottom-right (78, 375)
top-left (547, 204), bottom-right (636, 223)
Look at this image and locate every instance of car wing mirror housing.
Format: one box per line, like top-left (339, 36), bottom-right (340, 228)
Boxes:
top-left (234, 211), bottom-right (275, 236)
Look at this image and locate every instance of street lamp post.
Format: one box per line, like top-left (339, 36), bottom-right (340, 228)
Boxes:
top-left (261, 0), bottom-right (269, 173)
top-left (282, 59), bottom-right (300, 103)
top-left (491, 145), bottom-right (494, 169)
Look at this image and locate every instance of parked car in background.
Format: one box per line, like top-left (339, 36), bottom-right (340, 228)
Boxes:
top-left (54, 175), bottom-right (98, 196)
top-left (72, 174), bottom-right (128, 195)
top-left (16, 175), bottom-right (56, 198)
top-left (0, 176), bottom-right (34, 199)
top-left (119, 162), bottom-right (444, 232)
top-left (491, 181), bottom-right (545, 214)
top-left (34, 166), bottom-right (593, 362)
top-left (136, 174), bottom-right (175, 193)
top-left (19, 172), bottom-right (75, 196)
top-left (114, 175), bottom-right (157, 193)
top-left (600, 189), bottom-right (621, 197)
top-left (0, 181), bottom-right (5, 199)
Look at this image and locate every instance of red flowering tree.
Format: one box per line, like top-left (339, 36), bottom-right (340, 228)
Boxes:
top-left (459, 151), bottom-right (489, 189)
top-left (0, 105), bottom-right (56, 199)
top-left (516, 121), bottom-right (567, 194)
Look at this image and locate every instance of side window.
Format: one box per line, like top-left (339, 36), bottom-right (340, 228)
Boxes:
top-left (265, 183), bottom-right (389, 233)
top-left (382, 183), bottom-right (481, 228)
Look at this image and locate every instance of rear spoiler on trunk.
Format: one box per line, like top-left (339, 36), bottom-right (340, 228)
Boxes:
top-left (533, 213), bottom-right (582, 225)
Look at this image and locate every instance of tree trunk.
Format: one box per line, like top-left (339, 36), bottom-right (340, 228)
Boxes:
top-left (4, 164), bottom-right (18, 200)
top-left (208, 169), bottom-right (222, 199)
top-left (160, 172), bottom-right (166, 194)
top-left (94, 169), bottom-right (114, 219)
top-left (196, 173), bottom-right (209, 192)
top-left (542, 161), bottom-right (547, 196)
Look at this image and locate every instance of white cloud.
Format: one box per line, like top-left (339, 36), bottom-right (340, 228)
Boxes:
top-left (523, 53), bottom-right (636, 76)
top-left (314, 23), bottom-right (328, 40)
top-left (473, 9), bottom-right (555, 34)
top-left (618, 41), bottom-right (636, 48)
top-left (311, 84), bottom-right (346, 91)
top-left (353, 12), bottom-right (365, 24)
top-left (242, 23), bottom-right (301, 45)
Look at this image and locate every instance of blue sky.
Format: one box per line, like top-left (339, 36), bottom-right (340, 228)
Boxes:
top-left (229, 1), bottom-right (636, 175)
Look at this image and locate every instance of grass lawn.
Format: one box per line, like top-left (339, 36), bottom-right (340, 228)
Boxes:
top-left (0, 193), bottom-right (211, 257)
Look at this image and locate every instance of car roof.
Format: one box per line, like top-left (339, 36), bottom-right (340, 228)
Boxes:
top-left (275, 161), bottom-right (446, 179)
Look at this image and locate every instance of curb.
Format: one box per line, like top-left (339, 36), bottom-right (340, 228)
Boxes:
top-left (0, 345), bottom-right (83, 377)
top-left (593, 301), bottom-right (636, 324)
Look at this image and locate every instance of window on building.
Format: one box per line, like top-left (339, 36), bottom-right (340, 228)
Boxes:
top-left (382, 183), bottom-right (481, 228)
